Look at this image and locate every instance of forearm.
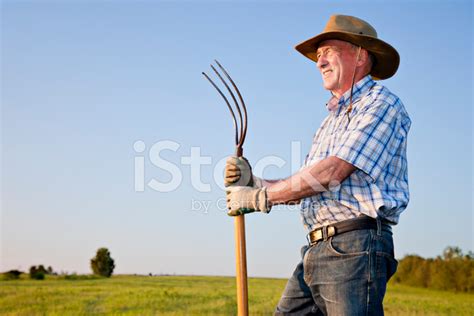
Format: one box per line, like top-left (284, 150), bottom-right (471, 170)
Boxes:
top-left (251, 176), bottom-right (280, 189)
top-left (266, 156), bottom-right (356, 206)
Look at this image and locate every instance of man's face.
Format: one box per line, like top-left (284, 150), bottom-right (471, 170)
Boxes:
top-left (316, 40), bottom-right (358, 97)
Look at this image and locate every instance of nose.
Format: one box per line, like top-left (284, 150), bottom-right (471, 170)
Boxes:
top-left (316, 55), bottom-right (328, 70)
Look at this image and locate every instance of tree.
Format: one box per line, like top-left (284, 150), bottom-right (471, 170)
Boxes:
top-left (393, 247), bottom-right (474, 293)
top-left (37, 265), bottom-right (47, 274)
top-left (90, 247), bottom-right (115, 277)
top-left (29, 266), bottom-right (45, 280)
top-left (443, 246), bottom-right (463, 260)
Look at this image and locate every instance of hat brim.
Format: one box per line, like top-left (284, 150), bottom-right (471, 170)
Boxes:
top-left (295, 31), bottom-right (400, 80)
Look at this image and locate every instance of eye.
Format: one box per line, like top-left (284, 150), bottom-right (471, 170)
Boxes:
top-left (316, 49), bottom-right (327, 60)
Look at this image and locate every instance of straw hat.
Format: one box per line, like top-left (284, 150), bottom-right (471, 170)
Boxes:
top-left (295, 15), bottom-right (400, 80)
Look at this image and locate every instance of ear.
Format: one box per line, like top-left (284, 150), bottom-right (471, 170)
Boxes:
top-left (356, 49), bottom-right (370, 67)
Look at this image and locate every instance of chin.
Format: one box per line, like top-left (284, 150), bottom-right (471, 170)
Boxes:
top-left (323, 82), bottom-right (335, 91)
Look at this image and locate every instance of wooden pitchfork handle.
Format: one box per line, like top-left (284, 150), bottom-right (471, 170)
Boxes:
top-left (202, 60), bottom-right (249, 316)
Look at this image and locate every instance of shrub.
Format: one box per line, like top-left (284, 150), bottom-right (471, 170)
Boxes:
top-left (29, 265), bottom-right (47, 280)
top-left (30, 271), bottom-right (45, 280)
top-left (2, 270), bottom-right (22, 280)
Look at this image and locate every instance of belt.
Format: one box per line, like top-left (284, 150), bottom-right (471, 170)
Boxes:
top-left (308, 216), bottom-right (392, 245)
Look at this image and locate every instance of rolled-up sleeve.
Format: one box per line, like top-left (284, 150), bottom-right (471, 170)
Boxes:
top-left (334, 100), bottom-right (400, 182)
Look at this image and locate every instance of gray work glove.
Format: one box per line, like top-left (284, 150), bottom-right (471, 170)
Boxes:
top-left (224, 156), bottom-right (264, 188)
top-left (226, 186), bottom-right (270, 216)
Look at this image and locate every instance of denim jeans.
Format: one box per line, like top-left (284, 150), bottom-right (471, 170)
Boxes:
top-left (275, 227), bottom-right (398, 316)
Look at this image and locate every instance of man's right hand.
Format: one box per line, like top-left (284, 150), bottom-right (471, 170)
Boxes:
top-left (224, 156), bottom-right (254, 187)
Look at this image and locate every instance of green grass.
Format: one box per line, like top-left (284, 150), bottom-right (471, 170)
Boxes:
top-left (0, 275), bottom-right (472, 315)
top-left (384, 283), bottom-right (473, 315)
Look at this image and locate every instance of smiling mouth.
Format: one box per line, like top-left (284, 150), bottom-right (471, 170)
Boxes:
top-left (322, 70), bottom-right (332, 77)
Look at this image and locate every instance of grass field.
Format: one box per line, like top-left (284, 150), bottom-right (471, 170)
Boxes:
top-left (1, 275), bottom-right (472, 315)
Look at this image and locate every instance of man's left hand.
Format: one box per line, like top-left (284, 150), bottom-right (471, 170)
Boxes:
top-left (226, 186), bottom-right (270, 216)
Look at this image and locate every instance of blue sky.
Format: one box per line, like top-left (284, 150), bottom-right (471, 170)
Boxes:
top-left (1, 0), bottom-right (472, 278)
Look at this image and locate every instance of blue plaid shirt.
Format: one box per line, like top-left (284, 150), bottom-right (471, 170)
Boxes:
top-left (300, 75), bottom-right (411, 231)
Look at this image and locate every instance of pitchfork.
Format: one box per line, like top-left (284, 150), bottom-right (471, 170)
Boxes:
top-left (202, 60), bottom-right (249, 316)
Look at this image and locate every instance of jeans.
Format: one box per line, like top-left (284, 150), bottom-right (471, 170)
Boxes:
top-left (275, 227), bottom-right (398, 316)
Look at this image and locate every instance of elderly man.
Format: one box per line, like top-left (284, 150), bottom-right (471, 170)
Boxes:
top-left (225, 15), bottom-right (411, 315)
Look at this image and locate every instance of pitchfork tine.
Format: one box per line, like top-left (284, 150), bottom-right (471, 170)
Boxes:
top-left (210, 64), bottom-right (244, 149)
top-left (202, 71), bottom-right (239, 146)
top-left (214, 60), bottom-right (248, 148)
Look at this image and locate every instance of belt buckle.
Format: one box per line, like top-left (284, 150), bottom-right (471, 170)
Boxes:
top-left (327, 226), bottom-right (336, 238)
top-left (314, 229), bottom-right (323, 243)
top-left (309, 225), bottom-right (337, 245)
top-left (308, 228), bottom-right (322, 245)
top-left (322, 225), bottom-right (336, 241)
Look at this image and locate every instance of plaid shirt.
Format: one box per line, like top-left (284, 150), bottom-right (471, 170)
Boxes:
top-left (300, 75), bottom-right (411, 231)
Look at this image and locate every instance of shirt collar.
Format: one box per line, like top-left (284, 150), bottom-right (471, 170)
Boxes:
top-left (325, 75), bottom-right (376, 115)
